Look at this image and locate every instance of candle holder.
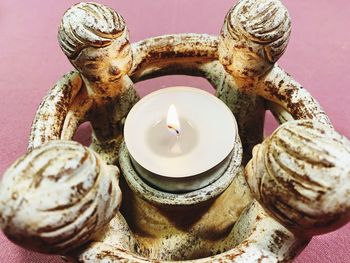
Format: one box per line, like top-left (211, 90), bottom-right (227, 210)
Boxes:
top-left (1, 1), bottom-right (350, 262)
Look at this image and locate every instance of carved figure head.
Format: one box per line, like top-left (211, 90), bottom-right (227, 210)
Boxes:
top-left (58, 2), bottom-right (132, 84)
top-left (245, 120), bottom-right (350, 236)
top-left (0, 140), bottom-right (121, 253)
top-left (218, 0), bottom-right (291, 78)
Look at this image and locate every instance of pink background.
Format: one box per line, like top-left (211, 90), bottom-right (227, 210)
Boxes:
top-left (0, 0), bottom-right (349, 262)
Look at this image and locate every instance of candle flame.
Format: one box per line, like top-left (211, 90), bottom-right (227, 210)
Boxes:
top-left (167, 104), bottom-right (181, 136)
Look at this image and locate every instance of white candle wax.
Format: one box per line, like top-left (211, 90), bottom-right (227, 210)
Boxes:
top-left (124, 86), bottom-right (238, 192)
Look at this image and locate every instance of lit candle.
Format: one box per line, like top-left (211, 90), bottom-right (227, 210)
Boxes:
top-left (166, 104), bottom-right (181, 136)
top-left (124, 86), bottom-right (238, 192)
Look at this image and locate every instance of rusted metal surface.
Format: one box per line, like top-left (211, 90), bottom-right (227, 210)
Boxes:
top-left (2, 0), bottom-right (349, 262)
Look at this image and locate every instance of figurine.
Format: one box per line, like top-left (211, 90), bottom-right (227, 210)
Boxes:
top-left (0, 140), bottom-right (122, 253)
top-left (218, 0), bottom-right (331, 127)
top-left (1, 0), bottom-right (349, 262)
top-left (30, 2), bottom-right (139, 164)
top-left (246, 120), bottom-right (350, 236)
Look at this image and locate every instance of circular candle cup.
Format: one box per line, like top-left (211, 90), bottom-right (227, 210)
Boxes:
top-left (124, 86), bottom-right (238, 192)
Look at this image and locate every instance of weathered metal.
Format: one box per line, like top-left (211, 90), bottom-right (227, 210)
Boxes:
top-left (1, 0), bottom-right (349, 262)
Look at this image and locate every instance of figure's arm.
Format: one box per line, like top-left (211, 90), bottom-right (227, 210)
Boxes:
top-left (130, 33), bottom-right (218, 82)
top-left (60, 87), bottom-right (93, 141)
top-left (28, 71), bottom-right (83, 150)
top-left (265, 101), bottom-right (294, 124)
top-left (257, 65), bottom-right (332, 127)
top-left (89, 76), bottom-right (140, 164)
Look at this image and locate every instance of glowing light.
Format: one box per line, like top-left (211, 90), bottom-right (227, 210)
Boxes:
top-left (166, 104), bottom-right (181, 136)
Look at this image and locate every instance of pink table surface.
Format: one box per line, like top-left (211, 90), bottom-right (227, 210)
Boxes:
top-left (0, 0), bottom-right (349, 262)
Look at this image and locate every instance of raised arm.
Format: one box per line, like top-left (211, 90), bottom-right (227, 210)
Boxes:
top-left (257, 65), bottom-right (332, 126)
top-left (28, 71), bottom-right (82, 150)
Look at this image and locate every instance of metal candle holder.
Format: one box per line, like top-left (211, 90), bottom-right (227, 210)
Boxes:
top-left (1, 1), bottom-right (350, 262)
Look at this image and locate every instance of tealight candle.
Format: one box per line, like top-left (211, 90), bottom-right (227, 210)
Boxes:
top-left (124, 86), bottom-right (238, 192)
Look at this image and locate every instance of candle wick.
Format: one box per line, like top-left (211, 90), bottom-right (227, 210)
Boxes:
top-left (167, 125), bottom-right (180, 136)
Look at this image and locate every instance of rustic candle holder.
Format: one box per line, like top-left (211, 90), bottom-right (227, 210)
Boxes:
top-left (1, 1), bottom-right (350, 262)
